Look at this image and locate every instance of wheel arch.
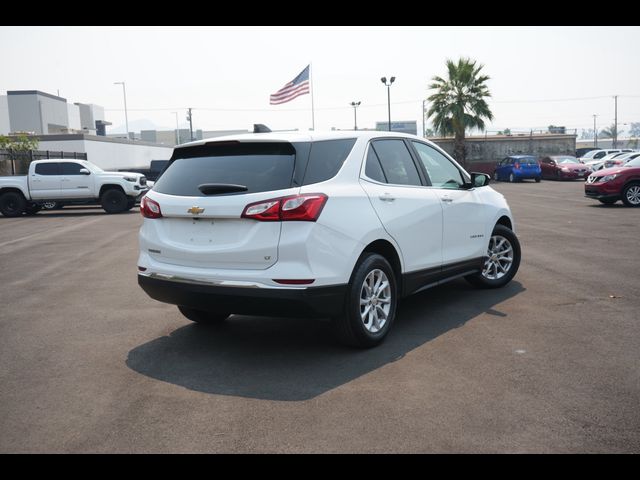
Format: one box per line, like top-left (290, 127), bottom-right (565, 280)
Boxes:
top-left (99, 184), bottom-right (126, 198)
top-left (0, 187), bottom-right (27, 199)
top-left (495, 215), bottom-right (513, 231)
top-left (360, 239), bottom-right (403, 296)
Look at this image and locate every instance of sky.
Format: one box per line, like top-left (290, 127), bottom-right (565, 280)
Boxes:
top-left (1, 26), bottom-right (639, 136)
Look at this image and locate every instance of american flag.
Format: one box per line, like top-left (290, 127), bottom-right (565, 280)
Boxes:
top-left (270, 65), bottom-right (310, 105)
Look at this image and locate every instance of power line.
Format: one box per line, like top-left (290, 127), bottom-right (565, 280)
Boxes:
top-left (103, 94), bottom-right (640, 114)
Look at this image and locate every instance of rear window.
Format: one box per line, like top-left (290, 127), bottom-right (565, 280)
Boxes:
top-left (515, 157), bottom-right (538, 165)
top-left (302, 139), bottom-right (355, 185)
top-left (154, 142), bottom-right (296, 197)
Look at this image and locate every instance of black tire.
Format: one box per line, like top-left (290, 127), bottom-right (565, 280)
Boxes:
top-left (0, 191), bottom-right (27, 217)
top-left (598, 198), bottom-right (617, 205)
top-left (126, 198), bottom-right (136, 210)
top-left (621, 182), bottom-right (640, 207)
top-left (24, 203), bottom-right (41, 215)
top-left (331, 253), bottom-right (398, 348)
top-left (178, 306), bottom-right (230, 325)
top-left (101, 189), bottom-right (128, 214)
top-left (535, 177), bottom-right (541, 183)
top-left (509, 173), bottom-right (516, 183)
top-left (465, 224), bottom-right (521, 289)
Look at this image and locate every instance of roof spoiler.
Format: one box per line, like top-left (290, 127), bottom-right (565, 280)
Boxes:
top-left (253, 124), bottom-right (272, 133)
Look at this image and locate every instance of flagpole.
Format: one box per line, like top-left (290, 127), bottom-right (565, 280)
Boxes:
top-left (310, 63), bottom-right (315, 131)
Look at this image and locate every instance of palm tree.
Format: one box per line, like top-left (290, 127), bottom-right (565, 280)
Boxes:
top-left (599, 123), bottom-right (623, 139)
top-left (427, 57), bottom-right (493, 168)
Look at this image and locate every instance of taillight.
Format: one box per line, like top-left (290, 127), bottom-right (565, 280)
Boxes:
top-left (514, 162), bottom-right (520, 169)
top-left (241, 193), bottom-right (328, 222)
top-left (140, 195), bottom-right (162, 219)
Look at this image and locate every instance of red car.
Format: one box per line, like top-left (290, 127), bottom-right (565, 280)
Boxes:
top-left (585, 156), bottom-right (640, 207)
top-left (540, 155), bottom-right (591, 180)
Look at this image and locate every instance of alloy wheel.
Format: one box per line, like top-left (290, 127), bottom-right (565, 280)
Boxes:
top-left (625, 185), bottom-right (640, 205)
top-left (359, 269), bottom-right (391, 333)
top-left (482, 235), bottom-right (514, 280)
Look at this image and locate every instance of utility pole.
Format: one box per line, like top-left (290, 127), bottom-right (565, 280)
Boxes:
top-left (186, 108), bottom-right (194, 141)
top-left (593, 114), bottom-right (598, 148)
top-left (613, 95), bottom-right (618, 149)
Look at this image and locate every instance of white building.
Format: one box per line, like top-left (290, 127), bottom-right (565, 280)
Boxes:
top-left (1, 90), bottom-right (110, 136)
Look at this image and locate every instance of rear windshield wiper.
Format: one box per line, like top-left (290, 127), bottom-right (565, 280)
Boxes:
top-left (198, 183), bottom-right (249, 195)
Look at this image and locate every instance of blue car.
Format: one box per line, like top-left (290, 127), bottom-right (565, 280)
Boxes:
top-left (493, 155), bottom-right (542, 183)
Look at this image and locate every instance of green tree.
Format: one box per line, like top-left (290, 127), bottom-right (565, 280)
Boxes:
top-left (427, 57), bottom-right (493, 168)
top-left (0, 134), bottom-right (39, 175)
top-left (628, 122), bottom-right (640, 138)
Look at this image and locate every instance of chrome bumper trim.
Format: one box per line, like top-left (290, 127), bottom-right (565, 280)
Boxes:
top-left (137, 272), bottom-right (307, 290)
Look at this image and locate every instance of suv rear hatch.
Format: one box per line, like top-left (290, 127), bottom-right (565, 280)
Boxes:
top-left (516, 157), bottom-right (539, 173)
top-left (147, 141), bottom-right (304, 270)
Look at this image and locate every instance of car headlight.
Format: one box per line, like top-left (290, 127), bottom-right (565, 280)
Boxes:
top-left (123, 176), bottom-right (137, 182)
top-left (600, 174), bottom-right (619, 183)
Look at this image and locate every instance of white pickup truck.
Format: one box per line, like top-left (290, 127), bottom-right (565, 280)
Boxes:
top-left (0, 159), bottom-right (149, 217)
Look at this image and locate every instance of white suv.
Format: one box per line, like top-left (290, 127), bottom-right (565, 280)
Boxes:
top-left (138, 131), bottom-right (521, 347)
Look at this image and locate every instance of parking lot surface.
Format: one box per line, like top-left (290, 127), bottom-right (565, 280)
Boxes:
top-left (1, 180), bottom-right (639, 453)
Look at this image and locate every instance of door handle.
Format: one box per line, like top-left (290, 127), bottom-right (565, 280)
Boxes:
top-left (441, 197), bottom-right (453, 203)
top-left (379, 193), bottom-right (395, 202)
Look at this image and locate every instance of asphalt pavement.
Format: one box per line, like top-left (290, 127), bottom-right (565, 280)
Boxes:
top-left (0, 180), bottom-right (638, 453)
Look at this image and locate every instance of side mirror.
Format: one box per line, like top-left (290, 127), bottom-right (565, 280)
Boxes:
top-left (470, 172), bottom-right (490, 188)
top-left (79, 168), bottom-right (90, 175)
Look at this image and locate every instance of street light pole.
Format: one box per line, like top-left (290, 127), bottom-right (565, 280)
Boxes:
top-left (114, 82), bottom-right (129, 139)
top-left (593, 114), bottom-right (598, 148)
top-left (350, 101), bottom-right (361, 130)
top-left (172, 111), bottom-right (180, 145)
top-left (380, 76), bottom-right (395, 131)
top-left (613, 95), bottom-right (618, 149)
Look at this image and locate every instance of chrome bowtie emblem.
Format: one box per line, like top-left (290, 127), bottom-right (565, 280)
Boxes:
top-left (188, 206), bottom-right (205, 215)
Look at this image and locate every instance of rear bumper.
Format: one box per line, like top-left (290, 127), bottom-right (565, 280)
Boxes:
top-left (138, 273), bottom-right (347, 318)
top-left (514, 170), bottom-right (541, 179)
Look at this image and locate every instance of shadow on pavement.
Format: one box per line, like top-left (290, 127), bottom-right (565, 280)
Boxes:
top-left (30, 209), bottom-right (139, 218)
top-left (126, 279), bottom-right (525, 401)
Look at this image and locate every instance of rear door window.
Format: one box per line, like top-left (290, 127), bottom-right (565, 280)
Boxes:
top-left (371, 139), bottom-right (422, 186)
top-left (154, 142), bottom-right (296, 197)
top-left (302, 138), bottom-right (356, 185)
top-left (35, 163), bottom-right (61, 175)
